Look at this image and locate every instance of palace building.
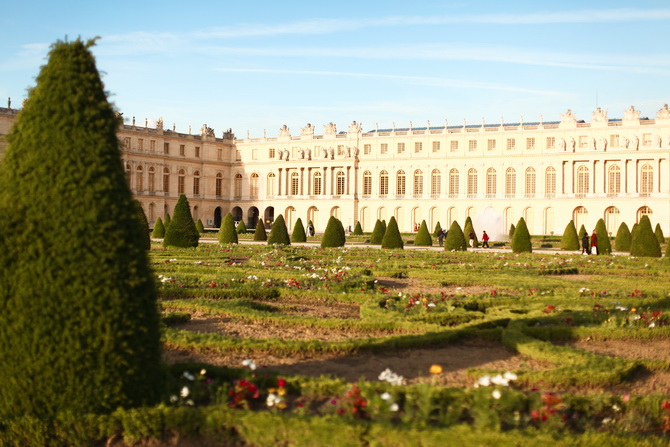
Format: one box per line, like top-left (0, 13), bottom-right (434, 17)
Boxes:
top-left (1, 104), bottom-right (669, 240)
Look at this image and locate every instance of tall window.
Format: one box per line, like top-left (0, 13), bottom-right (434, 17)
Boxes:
top-left (396, 170), bottom-right (406, 195)
top-left (250, 173), bottom-right (259, 198)
top-left (163, 142), bottom-right (169, 154)
top-left (505, 168), bottom-right (516, 198)
top-left (432, 141), bottom-right (440, 152)
top-left (313, 171), bottom-right (322, 195)
top-left (450, 141), bottom-right (458, 152)
top-left (163, 167), bottom-right (170, 193)
top-left (179, 144), bottom-right (185, 156)
top-left (526, 138), bottom-right (535, 150)
top-left (546, 137), bottom-right (555, 149)
top-left (414, 142), bottom-right (422, 153)
top-left (136, 165), bottom-right (143, 191)
top-left (607, 165), bottom-right (621, 196)
top-left (610, 135), bottom-right (619, 148)
top-left (640, 163), bottom-right (653, 196)
top-left (364, 144), bottom-right (371, 155)
top-left (178, 169), bottom-right (185, 194)
top-left (380, 143), bottom-right (388, 154)
top-left (576, 165), bottom-right (589, 196)
top-left (467, 168), bottom-right (478, 198)
top-left (193, 170), bottom-right (200, 195)
top-left (413, 170), bottom-right (423, 197)
top-left (506, 139), bottom-right (515, 150)
top-left (379, 170), bottom-right (389, 196)
top-left (363, 170), bottom-right (372, 195)
top-left (267, 172), bottom-right (276, 197)
top-left (525, 167), bottom-right (536, 198)
top-left (234, 173), bottom-right (243, 198)
top-left (486, 168), bottom-right (497, 198)
top-left (487, 139), bottom-right (496, 151)
top-left (397, 143), bottom-right (405, 153)
top-left (449, 169), bottom-right (459, 198)
top-left (195, 146), bottom-right (201, 158)
top-left (469, 140), bottom-right (477, 152)
top-left (336, 171), bottom-right (345, 195)
top-left (216, 172), bottom-right (223, 197)
top-left (545, 167), bottom-right (556, 198)
top-left (148, 167), bottom-right (155, 192)
top-left (269, 148), bottom-right (276, 158)
top-left (291, 172), bottom-right (299, 196)
top-left (431, 169), bottom-right (441, 197)
top-left (637, 206), bottom-right (652, 223)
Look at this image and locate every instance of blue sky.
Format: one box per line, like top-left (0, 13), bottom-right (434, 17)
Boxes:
top-left (2, 0), bottom-right (669, 138)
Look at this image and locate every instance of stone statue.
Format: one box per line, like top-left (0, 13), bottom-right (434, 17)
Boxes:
top-left (624, 106), bottom-right (640, 121)
top-left (623, 136), bottom-right (630, 148)
top-left (591, 107), bottom-right (608, 123)
top-left (590, 137), bottom-right (596, 150)
top-left (299, 149), bottom-right (305, 159)
top-left (156, 117), bottom-right (164, 131)
top-left (301, 123), bottom-right (314, 136)
top-left (307, 148), bottom-right (312, 160)
top-left (201, 124), bottom-right (215, 138)
top-left (632, 135), bottom-right (639, 150)
top-left (324, 122), bottom-right (337, 135)
top-left (354, 147), bottom-right (360, 157)
top-left (223, 128), bottom-right (235, 140)
top-left (597, 137), bottom-right (607, 150)
top-left (657, 104), bottom-right (670, 120)
top-left (655, 134), bottom-right (662, 148)
top-left (278, 150), bottom-right (284, 160)
top-left (557, 138), bottom-right (566, 151)
top-left (348, 121), bottom-right (362, 134)
top-left (346, 146), bottom-right (351, 158)
top-left (569, 137), bottom-right (576, 151)
top-left (7, 97), bottom-right (11, 109)
top-left (561, 109), bottom-right (577, 124)
top-left (329, 147), bottom-right (335, 159)
top-left (279, 124), bottom-right (290, 137)
top-left (322, 148), bottom-right (328, 158)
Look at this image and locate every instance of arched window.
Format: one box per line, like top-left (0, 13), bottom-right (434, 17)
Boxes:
top-left (267, 172), bottom-right (276, 197)
top-left (313, 171), bottom-right (322, 195)
top-left (379, 170), bottom-right (389, 196)
top-left (640, 163), bottom-right (653, 196)
top-left (545, 167), bottom-right (556, 198)
top-left (178, 169), bottom-right (185, 194)
top-left (148, 167), bottom-right (155, 192)
top-left (193, 170), bottom-right (200, 195)
top-left (486, 168), bottom-right (497, 198)
top-left (467, 169), bottom-right (477, 198)
top-left (431, 169), bottom-right (441, 197)
top-left (363, 170), bottom-right (372, 196)
top-left (449, 169), bottom-right (459, 198)
top-left (136, 165), bottom-right (143, 191)
top-left (525, 167), bottom-right (536, 198)
top-left (505, 167), bottom-right (516, 198)
top-left (413, 169), bottom-right (423, 197)
top-left (234, 173), bottom-right (243, 198)
top-left (291, 171), bottom-right (299, 196)
top-left (396, 170), bottom-right (406, 196)
top-left (576, 165), bottom-right (589, 196)
top-left (637, 206), bottom-right (652, 222)
top-left (163, 167), bottom-right (170, 193)
top-left (607, 165), bottom-right (621, 196)
top-left (336, 170), bottom-right (345, 195)
top-left (250, 173), bottom-right (259, 198)
top-left (573, 206), bottom-right (588, 230)
top-left (605, 206), bottom-right (620, 235)
top-left (216, 172), bottom-right (223, 197)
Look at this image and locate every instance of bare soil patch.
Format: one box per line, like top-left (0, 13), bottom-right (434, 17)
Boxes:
top-left (277, 299), bottom-right (360, 319)
top-left (376, 277), bottom-right (493, 296)
top-left (571, 338), bottom-right (670, 362)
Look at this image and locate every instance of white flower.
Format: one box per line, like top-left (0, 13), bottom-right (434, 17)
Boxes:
top-left (649, 322), bottom-right (656, 328)
top-left (169, 394), bottom-right (178, 403)
top-left (492, 390), bottom-right (502, 400)
top-left (390, 403), bottom-right (399, 412)
top-left (242, 359), bottom-right (257, 370)
top-left (182, 371), bottom-right (195, 381)
top-left (200, 369), bottom-right (207, 376)
top-left (266, 393), bottom-right (280, 407)
top-left (477, 375), bottom-right (491, 387)
top-left (180, 386), bottom-right (190, 398)
top-left (490, 375), bottom-right (509, 386)
top-left (503, 371), bottom-right (518, 381)
top-left (380, 392), bottom-right (392, 401)
top-left (427, 303), bottom-right (436, 308)
top-left (185, 399), bottom-right (194, 406)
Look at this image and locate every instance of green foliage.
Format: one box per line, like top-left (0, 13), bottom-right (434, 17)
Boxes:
top-left (352, 221), bottom-right (363, 235)
top-left (195, 219), bottom-right (205, 233)
top-left (218, 213), bottom-right (238, 244)
top-left (321, 216), bottom-right (346, 248)
top-left (164, 213), bottom-right (171, 229)
top-left (654, 223), bottom-right (665, 244)
top-left (0, 39), bottom-right (163, 419)
top-left (254, 220), bottom-right (268, 241)
top-left (413, 220), bottom-right (433, 246)
top-left (164, 195), bottom-right (200, 248)
top-left (594, 219), bottom-right (612, 255)
top-left (152, 217), bottom-right (165, 238)
top-left (291, 217), bottom-right (307, 243)
top-left (267, 214), bottom-right (291, 245)
top-left (631, 223), bottom-right (639, 242)
top-left (578, 224), bottom-right (587, 240)
top-left (614, 222), bottom-right (632, 252)
top-left (560, 220), bottom-right (579, 250)
top-left (463, 217), bottom-right (478, 248)
top-left (511, 218), bottom-right (532, 253)
top-left (508, 224), bottom-right (515, 240)
top-left (236, 220), bottom-right (247, 234)
top-left (134, 200), bottom-right (151, 250)
top-left (444, 221), bottom-right (467, 251)
top-left (381, 216), bottom-right (404, 249)
top-left (630, 215), bottom-right (661, 257)
top-left (370, 220), bottom-right (386, 245)
top-left (433, 221), bottom-right (442, 237)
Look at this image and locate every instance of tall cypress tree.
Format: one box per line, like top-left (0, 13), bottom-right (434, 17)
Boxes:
top-left (134, 200), bottom-right (151, 250)
top-left (654, 223), bottom-right (665, 245)
top-left (560, 220), bottom-right (580, 250)
top-left (0, 39), bottom-right (163, 419)
top-left (164, 194), bottom-right (199, 247)
top-left (218, 212), bottom-right (238, 244)
top-left (291, 217), bottom-right (307, 243)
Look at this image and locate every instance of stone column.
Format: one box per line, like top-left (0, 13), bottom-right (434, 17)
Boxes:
top-left (300, 167), bottom-right (305, 195)
top-left (322, 167), bottom-right (327, 195)
top-left (346, 166), bottom-right (351, 195)
top-left (278, 168), bottom-right (282, 196)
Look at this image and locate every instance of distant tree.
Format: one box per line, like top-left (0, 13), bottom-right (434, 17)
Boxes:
top-left (445, 221), bottom-right (467, 251)
top-left (433, 221), bottom-right (443, 237)
top-left (594, 218), bottom-right (612, 255)
top-left (630, 215), bottom-right (661, 257)
top-left (614, 222), bottom-right (632, 252)
top-left (152, 217), bottom-right (165, 238)
top-left (134, 200), bottom-right (151, 250)
top-left (253, 219), bottom-right (267, 241)
top-left (508, 223), bottom-right (516, 240)
top-left (236, 220), bottom-right (247, 234)
top-left (352, 221), bottom-right (363, 235)
top-left (218, 212), bottom-right (238, 244)
top-left (511, 218), bottom-right (532, 253)
top-left (267, 214), bottom-right (290, 245)
top-left (560, 220), bottom-right (579, 250)
top-left (654, 223), bottom-right (665, 245)
top-left (578, 224), bottom-right (587, 240)
top-left (631, 223), bottom-right (639, 242)
top-left (414, 220), bottom-right (433, 246)
top-left (463, 216), bottom-right (478, 248)
top-left (164, 195), bottom-right (200, 248)
top-left (195, 218), bottom-right (205, 233)
top-left (370, 219), bottom-right (387, 245)
top-left (291, 217), bottom-right (307, 243)
top-left (164, 213), bottom-right (171, 230)
top-left (321, 216), bottom-right (346, 248)
top-left (381, 216), bottom-right (404, 249)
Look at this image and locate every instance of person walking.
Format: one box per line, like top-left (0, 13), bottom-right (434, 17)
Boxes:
top-left (590, 230), bottom-right (599, 255)
top-left (468, 232), bottom-right (476, 248)
top-left (581, 232), bottom-right (590, 254)
top-left (437, 229), bottom-right (445, 246)
top-left (481, 231), bottom-right (490, 248)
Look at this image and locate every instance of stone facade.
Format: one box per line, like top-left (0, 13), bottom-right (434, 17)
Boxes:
top-left (1, 105), bottom-right (669, 239)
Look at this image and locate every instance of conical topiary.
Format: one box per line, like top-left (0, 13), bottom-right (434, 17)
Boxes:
top-left (291, 217), bottom-right (307, 243)
top-left (433, 222), bottom-right (443, 237)
top-left (614, 222), bottom-right (632, 252)
top-left (352, 221), bottom-right (363, 235)
top-left (164, 213), bottom-right (171, 229)
top-left (0, 39), bottom-right (163, 420)
top-left (630, 215), bottom-right (661, 257)
top-left (560, 220), bottom-right (579, 250)
top-left (414, 220), bottom-right (433, 246)
top-left (236, 220), bottom-right (247, 234)
top-left (511, 217), bottom-right (532, 253)
top-left (268, 214), bottom-right (291, 245)
top-left (370, 219), bottom-right (386, 245)
top-left (594, 218), bottom-right (612, 255)
top-left (152, 217), bottom-right (165, 238)
top-left (464, 216), bottom-right (478, 248)
top-left (381, 216), bottom-right (404, 249)
top-left (509, 223), bottom-right (516, 240)
top-left (254, 220), bottom-right (268, 241)
top-left (578, 224), bottom-right (587, 240)
top-left (445, 221), bottom-right (467, 251)
top-left (321, 216), bottom-right (346, 248)
top-left (164, 195), bottom-right (199, 247)
top-left (218, 212), bottom-right (238, 244)
top-left (195, 218), bottom-right (205, 233)
top-left (134, 200), bottom-right (151, 250)
top-left (655, 223), bottom-right (665, 245)
top-left (631, 223), bottom-right (639, 242)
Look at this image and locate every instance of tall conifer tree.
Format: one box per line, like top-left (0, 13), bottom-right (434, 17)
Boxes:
top-left (164, 194), bottom-right (199, 247)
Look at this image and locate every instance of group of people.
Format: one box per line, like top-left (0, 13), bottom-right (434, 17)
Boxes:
top-left (581, 230), bottom-right (599, 255)
top-left (435, 229), bottom-right (490, 248)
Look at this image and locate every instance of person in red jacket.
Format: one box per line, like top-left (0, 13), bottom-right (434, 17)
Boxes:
top-left (482, 231), bottom-right (490, 248)
top-left (590, 230), bottom-right (599, 255)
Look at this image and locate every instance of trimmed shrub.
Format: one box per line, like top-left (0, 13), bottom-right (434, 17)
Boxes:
top-left (291, 217), bottom-right (307, 243)
top-left (195, 219), bottom-right (205, 233)
top-left (152, 217), bottom-right (165, 238)
top-left (352, 221), bottom-right (363, 235)
top-left (560, 220), bottom-right (579, 250)
top-left (594, 218), bottom-right (612, 255)
top-left (578, 224), bottom-right (587, 240)
top-left (254, 220), bottom-right (268, 241)
top-left (267, 214), bottom-right (290, 245)
top-left (0, 39), bottom-right (163, 420)
top-left (433, 221), bottom-right (443, 237)
top-left (631, 223), bottom-right (639, 241)
top-left (414, 220), bottom-right (433, 246)
top-left (164, 213), bottom-right (171, 229)
top-left (508, 224), bottom-right (516, 240)
top-left (218, 213), bottom-right (238, 244)
top-left (630, 215), bottom-right (661, 257)
top-left (164, 195), bottom-right (200, 248)
top-left (444, 221), bottom-right (467, 251)
top-left (321, 216), bottom-right (346, 248)
top-left (614, 222), bottom-right (632, 252)
top-left (655, 223), bottom-right (665, 244)
top-left (236, 220), bottom-right (247, 234)
top-left (134, 200), bottom-right (151, 250)
top-left (463, 216), bottom-right (478, 248)
top-left (370, 220), bottom-right (386, 245)
top-left (511, 217), bottom-right (532, 253)
top-left (381, 216), bottom-right (404, 249)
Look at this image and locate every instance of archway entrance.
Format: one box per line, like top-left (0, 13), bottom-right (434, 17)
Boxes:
top-left (247, 206), bottom-right (259, 229)
top-left (264, 207), bottom-right (275, 228)
top-left (213, 207), bottom-right (222, 228)
top-left (231, 206), bottom-right (243, 225)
